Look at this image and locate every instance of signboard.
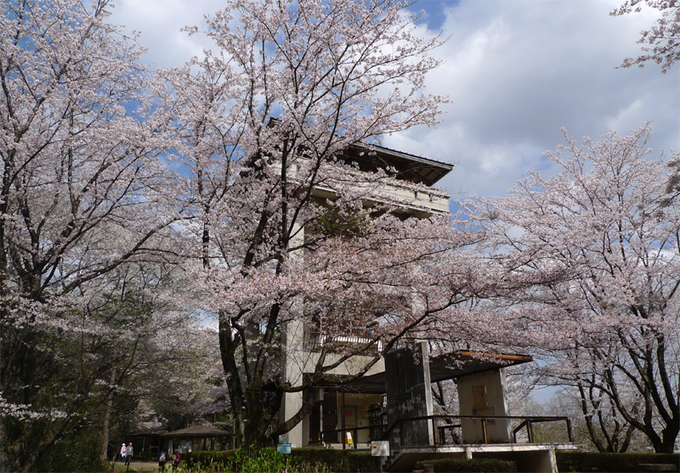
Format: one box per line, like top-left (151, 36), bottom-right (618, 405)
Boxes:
top-left (277, 434), bottom-right (291, 454)
top-left (277, 443), bottom-right (291, 454)
top-left (371, 440), bottom-right (390, 457)
top-left (472, 385), bottom-right (487, 409)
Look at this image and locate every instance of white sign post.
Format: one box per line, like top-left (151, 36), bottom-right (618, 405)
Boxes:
top-left (371, 441), bottom-right (390, 473)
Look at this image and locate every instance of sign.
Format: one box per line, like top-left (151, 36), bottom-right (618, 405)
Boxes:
top-left (277, 443), bottom-right (291, 454)
top-left (472, 385), bottom-right (487, 410)
top-left (371, 441), bottom-right (390, 457)
top-left (277, 433), bottom-right (291, 454)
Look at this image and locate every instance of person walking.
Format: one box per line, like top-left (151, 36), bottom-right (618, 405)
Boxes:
top-left (119, 443), bottom-right (126, 463)
top-left (125, 442), bottom-right (133, 469)
top-left (172, 451), bottom-right (182, 472)
top-left (158, 450), bottom-right (168, 471)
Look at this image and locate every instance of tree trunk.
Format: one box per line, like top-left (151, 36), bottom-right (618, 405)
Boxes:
top-left (100, 369), bottom-right (117, 460)
top-left (0, 411), bottom-right (10, 473)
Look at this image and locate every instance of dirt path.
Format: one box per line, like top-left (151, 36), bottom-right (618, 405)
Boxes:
top-left (118, 461), bottom-right (161, 472)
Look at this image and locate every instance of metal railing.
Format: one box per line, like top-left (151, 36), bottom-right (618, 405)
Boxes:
top-left (303, 328), bottom-right (382, 352)
top-left (316, 414), bottom-right (573, 449)
top-left (315, 425), bottom-right (375, 449)
top-left (384, 415), bottom-right (573, 448)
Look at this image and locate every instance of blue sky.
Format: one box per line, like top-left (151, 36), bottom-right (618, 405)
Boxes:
top-left (110, 0), bottom-right (679, 201)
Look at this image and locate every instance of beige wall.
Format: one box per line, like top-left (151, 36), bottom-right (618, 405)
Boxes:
top-left (458, 369), bottom-right (511, 443)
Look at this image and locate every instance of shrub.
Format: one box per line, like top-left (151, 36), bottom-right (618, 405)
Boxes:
top-left (184, 448), bottom-right (288, 473)
top-left (232, 447), bottom-right (288, 473)
top-left (556, 451), bottom-right (680, 473)
top-left (184, 447), bottom-right (379, 472)
top-left (291, 448), bottom-right (348, 471)
top-left (415, 458), bottom-right (517, 472)
top-left (184, 449), bottom-right (239, 468)
top-left (346, 451), bottom-right (381, 472)
top-left (291, 448), bottom-right (380, 472)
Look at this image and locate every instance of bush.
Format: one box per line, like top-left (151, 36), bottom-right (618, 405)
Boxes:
top-left (184, 448), bottom-right (287, 472)
top-left (184, 447), bottom-right (379, 472)
top-left (184, 449), bottom-right (239, 468)
top-left (345, 451), bottom-right (381, 472)
top-left (556, 451), bottom-right (680, 473)
top-left (415, 458), bottom-right (517, 472)
top-left (291, 448), bottom-right (348, 471)
top-left (292, 448), bottom-right (379, 472)
top-left (232, 447), bottom-right (289, 473)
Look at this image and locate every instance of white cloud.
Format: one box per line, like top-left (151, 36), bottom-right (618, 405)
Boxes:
top-left (385, 0), bottom-right (679, 200)
top-left (110, 0), bottom-right (225, 68)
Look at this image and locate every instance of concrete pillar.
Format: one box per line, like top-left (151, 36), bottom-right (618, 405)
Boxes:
top-left (514, 448), bottom-right (558, 473)
top-left (280, 222), bottom-right (306, 447)
top-left (385, 341), bottom-right (434, 447)
top-left (281, 319), bottom-right (306, 447)
top-left (457, 368), bottom-right (511, 443)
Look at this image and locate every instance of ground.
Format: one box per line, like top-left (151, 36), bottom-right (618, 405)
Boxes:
top-left (116, 460), bottom-right (163, 472)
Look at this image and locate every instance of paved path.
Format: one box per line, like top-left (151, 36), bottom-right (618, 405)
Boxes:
top-left (118, 461), bottom-right (162, 472)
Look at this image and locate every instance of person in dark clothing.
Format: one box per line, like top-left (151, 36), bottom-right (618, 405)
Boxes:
top-left (124, 442), bottom-right (133, 469)
top-left (158, 450), bottom-right (168, 471)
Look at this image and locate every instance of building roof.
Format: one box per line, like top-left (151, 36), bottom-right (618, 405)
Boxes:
top-left (161, 425), bottom-right (234, 438)
top-left (132, 427), bottom-right (169, 437)
top-left (264, 118), bottom-right (453, 187)
top-left (341, 143), bottom-right (453, 187)
top-left (429, 351), bottom-right (533, 382)
top-left (334, 350), bottom-right (533, 394)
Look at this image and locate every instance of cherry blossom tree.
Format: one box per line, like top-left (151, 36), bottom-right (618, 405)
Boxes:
top-left (463, 124), bottom-right (680, 453)
top-left (106, 321), bottom-right (227, 458)
top-left (0, 0), bottom-right (187, 470)
top-left (91, 266), bottom-right (223, 459)
top-left (162, 0), bottom-right (490, 448)
top-left (612, 0), bottom-right (680, 73)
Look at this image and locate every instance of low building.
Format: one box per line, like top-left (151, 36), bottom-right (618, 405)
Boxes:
top-left (162, 425), bottom-right (235, 454)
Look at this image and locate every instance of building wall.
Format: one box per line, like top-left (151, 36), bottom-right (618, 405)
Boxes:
top-left (457, 369), bottom-right (511, 443)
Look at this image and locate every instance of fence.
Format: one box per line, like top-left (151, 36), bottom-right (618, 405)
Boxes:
top-left (318, 414), bottom-right (572, 449)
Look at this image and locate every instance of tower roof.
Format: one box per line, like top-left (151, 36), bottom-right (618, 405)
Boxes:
top-left (340, 143), bottom-right (453, 187)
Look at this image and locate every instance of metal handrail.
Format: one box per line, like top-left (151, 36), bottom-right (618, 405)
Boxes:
top-left (316, 414), bottom-right (572, 449)
top-left (379, 414), bottom-right (572, 448)
top-left (316, 425), bottom-right (378, 449)
top-left (303, 329), bottom-right (382, 352)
